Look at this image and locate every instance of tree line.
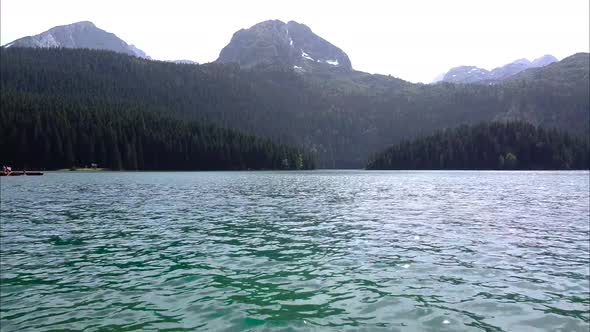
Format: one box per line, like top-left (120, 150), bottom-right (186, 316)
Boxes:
top-left (0, 91), bottom-right (315, 170)
top-left (1, 48), bottom-right (588, 168)
top-left (367, 122), bottom-right (589, 170)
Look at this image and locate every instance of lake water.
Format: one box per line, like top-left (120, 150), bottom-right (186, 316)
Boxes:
top-left (1, 171), bottom-right (589, 331)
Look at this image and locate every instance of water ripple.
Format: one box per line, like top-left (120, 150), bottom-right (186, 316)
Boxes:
top-left (1, 170), bottom-right (589, 331)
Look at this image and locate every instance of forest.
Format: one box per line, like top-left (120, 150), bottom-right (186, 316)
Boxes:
top-left (1, 48), bottom-right (588, 168)
top-left (366, 122), bottom-right (589, 170)
top-left (0, 91), bottom-right (315, 170)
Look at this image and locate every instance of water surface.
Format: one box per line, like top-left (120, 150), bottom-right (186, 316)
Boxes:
top-left (1, 171), bottom-right (589, 331)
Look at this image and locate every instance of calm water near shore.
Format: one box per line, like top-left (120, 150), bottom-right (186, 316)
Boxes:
top-left (1, 171), bottom-right (589, 331)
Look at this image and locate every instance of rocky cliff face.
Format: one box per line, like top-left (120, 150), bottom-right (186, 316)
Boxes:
top-left (216, 20), bottom-right (352, 72)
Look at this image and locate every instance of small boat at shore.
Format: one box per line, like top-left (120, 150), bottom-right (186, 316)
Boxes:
top-left (0, 171), bottom-right (44, 176)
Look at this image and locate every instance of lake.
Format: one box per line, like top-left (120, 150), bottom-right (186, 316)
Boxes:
top-left (1, 171), bottom-right (588, 331)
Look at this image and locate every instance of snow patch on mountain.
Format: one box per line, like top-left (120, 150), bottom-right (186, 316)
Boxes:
top-left (301, 50), bottom-right (314, 61)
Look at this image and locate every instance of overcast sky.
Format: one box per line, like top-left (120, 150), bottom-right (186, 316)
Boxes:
top-left (1, 0), bottom-right (588, 83)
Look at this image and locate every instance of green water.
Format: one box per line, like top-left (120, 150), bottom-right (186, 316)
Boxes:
top-left (1, 171), bottom-right (589, 331)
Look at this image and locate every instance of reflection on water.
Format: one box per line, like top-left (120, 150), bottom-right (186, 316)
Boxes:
top-left (1, 171), bottom-right (589, 331)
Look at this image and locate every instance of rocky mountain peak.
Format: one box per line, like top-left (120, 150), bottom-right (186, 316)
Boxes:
top-left (216, 20), bottom-right (352, 72)
top-left (2, 21), bottom-right (149, 58)
top-left (531, 55), bottom-right (558, 67)
top-left (69, 21), bottom-right (96, 28)
top-left (511, 58), bottom-right (532, 66)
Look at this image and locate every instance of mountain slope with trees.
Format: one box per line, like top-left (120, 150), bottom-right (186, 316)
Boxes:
top-left (1, 48), bottom-right (588, 168)
top-left (367, 122), bottom-right (589, 170)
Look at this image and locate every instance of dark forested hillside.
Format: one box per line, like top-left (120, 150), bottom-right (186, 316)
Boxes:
top-left (367, 122), bottom-right (589, 170)
top-left (0, 92), bottom-right (315, 170)
top-left (1, 48), bottom-right (588, 168)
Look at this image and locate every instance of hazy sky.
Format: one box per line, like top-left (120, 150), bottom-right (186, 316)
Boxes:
top-left (1, 0), bottom-right (588, 83)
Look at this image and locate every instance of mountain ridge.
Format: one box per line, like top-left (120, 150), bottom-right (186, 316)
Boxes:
top-left (1, 47), bottom-right (587, 168)
top-left (2, 21), bottom-right (150, 58)
top-left (439, 55), bottom-right (559, 84)
top-left (1, 20), bottom-right (587, 167)
top-left (4, 20), bottom-right (574, 84)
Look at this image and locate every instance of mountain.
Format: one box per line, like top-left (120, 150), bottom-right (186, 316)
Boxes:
top-left (216, 20), bottom-right (352, 73)
top-left (0, 18), bottom-right (587, 168)
top-left (1, 47), bottom-right (587, 168)
top-left (488, 58), bottom-right (532, 80)
top-left (172, 60), bottom-right (199, 65)
top-left (442, 66), bottom-right (490, 83)
top-left (531, 55), bottom-right (558, 67)
top-left (504, 53), bottom-right (589, 92)
top-left (439, 55), bottom-right (558, 84)
top-left (2, 21), bottom-right (149, 58)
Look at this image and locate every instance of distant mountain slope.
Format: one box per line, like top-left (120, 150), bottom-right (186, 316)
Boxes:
top-left (531, 55), bottom-right (559, 67)
top-left (216, 20), bottom-right (352, 73)
top-left (488, 58), bottom-right (533, 80)
top-left (507, 53), bottom-right (589, 83)
top-left (440, 55), bottom-right (558, 84)
top-left (0, 47), bottom-right (587, 167)
top-left (483, 52), bottom-right (588, 129)
top-left (443, 66), bottom-right (490, 83)
top-left (2, 21), bottom-right (149, 58)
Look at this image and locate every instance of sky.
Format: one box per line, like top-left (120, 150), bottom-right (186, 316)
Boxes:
top-left (1, 0), bottom-right (588, 83)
